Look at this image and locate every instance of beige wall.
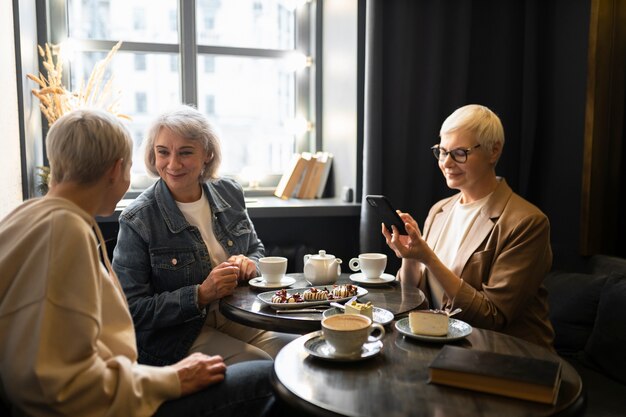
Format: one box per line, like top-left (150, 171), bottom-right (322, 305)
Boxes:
top-left (323, 0), bottom-right (358, 198)
top-left (0, 1), bottom-right (24, 219)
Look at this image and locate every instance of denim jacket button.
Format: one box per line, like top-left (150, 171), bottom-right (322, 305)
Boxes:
top-left (227, 240), bottom-right (234, 247)
top-left (171, 258), bottom-right (177, 266)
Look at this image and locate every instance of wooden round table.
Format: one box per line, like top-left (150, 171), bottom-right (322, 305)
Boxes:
top-left (219, 273), bottom-right (427, 334)
top-left (271, 326), bottom-right (584, 417)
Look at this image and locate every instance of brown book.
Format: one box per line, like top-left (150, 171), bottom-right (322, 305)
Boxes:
top-left (428, 345), bottom-right (562, 405)
top-left (296, 152), bottom-right (317, 199)
top-left (303, 151), bottom-right (327, 199)
top-left (274, 153), bottom-right (307, 199)
top-left (315, 152), bottom-right (333, 198)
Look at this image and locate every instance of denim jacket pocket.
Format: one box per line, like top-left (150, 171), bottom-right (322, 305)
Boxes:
top-left (150, 249), bottom-right (197, 290)
top-left (229, 218), bottom-right (252, 236)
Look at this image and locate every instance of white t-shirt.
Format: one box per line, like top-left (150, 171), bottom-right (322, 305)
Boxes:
top-left (429, 193), bottom-right (492, 309)
top-left (176, 188), bottom-right (229, 268)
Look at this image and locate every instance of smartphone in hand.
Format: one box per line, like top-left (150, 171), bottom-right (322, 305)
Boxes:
top-left (365, 195), bottom-right (407, 235)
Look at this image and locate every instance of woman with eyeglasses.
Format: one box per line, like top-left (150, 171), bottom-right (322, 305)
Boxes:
top-left (383, 104), bottom-right (555, 349)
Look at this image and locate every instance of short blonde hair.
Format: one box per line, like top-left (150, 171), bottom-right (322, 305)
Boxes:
top-left (144, 105), bottom-right (222, 181)
top-left (46, 109), bottom-right (132, 185)
top-left (440, 104), bottom-right (505, 154)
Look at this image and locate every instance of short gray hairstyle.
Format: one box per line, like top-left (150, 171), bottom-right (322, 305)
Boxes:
top-left (144, 105), bottom-right (222, 181)
top-left (440, 104), bottom-right (505, 154)
top-left (46, 109), bottom-right (132, 185)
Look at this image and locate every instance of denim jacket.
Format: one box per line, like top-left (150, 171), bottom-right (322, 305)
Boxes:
top-left (112, 178), bottom-right (264, 366)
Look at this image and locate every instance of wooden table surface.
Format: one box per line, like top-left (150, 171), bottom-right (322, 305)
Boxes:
top-left (219, 273), bottom-right (427, 334)
top-left (271, 326), bottom-right (584, 417)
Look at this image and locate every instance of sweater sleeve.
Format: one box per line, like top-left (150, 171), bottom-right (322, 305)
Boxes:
top-left (8, 211), bottom-right (180, 417)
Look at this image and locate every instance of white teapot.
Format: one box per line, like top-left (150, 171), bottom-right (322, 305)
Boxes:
top-left (303, 250), bottom-right (343, 286)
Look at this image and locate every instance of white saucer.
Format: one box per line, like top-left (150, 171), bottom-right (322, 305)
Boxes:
top-left (303, 331), bottom-right (383, 362)
top-left (249, 276), bottom-right (296, 289)
top-left (349, 272), bottom-right (396, 286)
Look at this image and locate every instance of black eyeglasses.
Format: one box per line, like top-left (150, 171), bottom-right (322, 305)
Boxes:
top-left (430, 144), bottom-right (481, 164)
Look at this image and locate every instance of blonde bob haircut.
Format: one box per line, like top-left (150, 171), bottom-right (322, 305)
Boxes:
top-left (46, 109), bottom-right (132, 185)
top-left (440, 104), bottom-right (505, 155)
top-left (144, 105), bottom-right (222, 182)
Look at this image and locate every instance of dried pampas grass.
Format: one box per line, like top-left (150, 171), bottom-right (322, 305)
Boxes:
top-left (28, 41), bottom-right (130, 126)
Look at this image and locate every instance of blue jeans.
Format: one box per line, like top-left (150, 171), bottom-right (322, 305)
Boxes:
top-left (153, 360), bottom-right (277, 417)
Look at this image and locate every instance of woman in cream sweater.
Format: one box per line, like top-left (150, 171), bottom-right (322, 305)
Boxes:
top-left (0, 109), bottom-right (277, 416)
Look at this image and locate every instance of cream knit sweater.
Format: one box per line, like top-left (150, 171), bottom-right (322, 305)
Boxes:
top-left (0, 197), bottom-right (180, 416)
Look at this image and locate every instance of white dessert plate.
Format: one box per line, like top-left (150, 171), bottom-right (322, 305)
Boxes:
top-left (395, 317), bottom-right (472, 343)
top-left (349, 272), bottom-right (396, 286)
top-left (257, 286), bottom-right (368, 310)
top-left (303, 331), bottom-right (383, 362)
top-left (248, 276), bottom-right (296, 289)
top-left (322, 306), bottom-right (394, 326)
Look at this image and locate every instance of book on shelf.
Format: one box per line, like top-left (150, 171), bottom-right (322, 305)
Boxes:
top-left (274, 151), bottom-right (333, 200)
top-left (315, 152), bottom-right (333, 198)
top-left (274, 153), bottom-right (308, 199)
top-left (428, 345), bottom-right (562, 405)
top-left (295, 152), bottom-right (317, 199)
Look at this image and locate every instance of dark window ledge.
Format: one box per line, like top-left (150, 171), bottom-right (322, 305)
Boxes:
top-left (97, 196), bottom-right (361, 223)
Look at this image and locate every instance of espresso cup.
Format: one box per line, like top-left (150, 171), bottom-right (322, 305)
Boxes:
top-left (349, 253), bottom-right (387, 279)
top-left (258, 257), bottom-right (288, 283)
top-left (321, 314), bottom-right (385, 356)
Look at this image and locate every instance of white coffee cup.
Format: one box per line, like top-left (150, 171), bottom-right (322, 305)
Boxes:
top-left (321, 314), bottom-right (385, 356)
top-left (349, 253), bottom-right (387, 279)
top-left (258, 257), bottom-right (288, 283)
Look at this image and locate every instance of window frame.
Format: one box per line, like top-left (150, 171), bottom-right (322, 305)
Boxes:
top-left (46, 0), bottom-right (320, 194)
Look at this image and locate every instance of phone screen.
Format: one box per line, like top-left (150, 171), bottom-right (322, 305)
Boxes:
top-left (365, 195), bottom-right (407, 235)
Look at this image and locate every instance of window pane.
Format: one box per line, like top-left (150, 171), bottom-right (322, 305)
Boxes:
top-left (67, 0), bottom-right (178, 44)
top-left (197, 55), bottom-right (296, 176)
top-left (68, 51), bottom-right (181, 189)
top-left (197, 0), bottom-right (295, 50)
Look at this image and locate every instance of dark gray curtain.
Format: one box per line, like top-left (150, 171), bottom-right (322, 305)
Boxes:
top-left (360, 0), bottom-right (590, 271)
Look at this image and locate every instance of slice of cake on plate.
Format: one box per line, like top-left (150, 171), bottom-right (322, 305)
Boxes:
top-left (409, 310), bottom-right (449, 336)
top-left (345, 300), bottom-right (373, 320)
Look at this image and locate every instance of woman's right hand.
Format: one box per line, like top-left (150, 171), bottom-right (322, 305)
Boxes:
top-left (197, 262), bottom-right (239, 307)
top-left (171, 352), bottom-right (227, 396)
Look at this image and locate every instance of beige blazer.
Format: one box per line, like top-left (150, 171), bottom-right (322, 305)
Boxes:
top-left (419, 179), bottom-right (555, 349)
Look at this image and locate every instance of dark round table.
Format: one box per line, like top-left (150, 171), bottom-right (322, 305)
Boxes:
top-left (219, 273), bottom-right (427, 334)
top-left (271, 326), bottom-right (584, 417)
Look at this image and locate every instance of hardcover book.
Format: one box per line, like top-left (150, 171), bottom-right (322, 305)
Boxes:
top-left (428, 345), bottom-right (562, 405)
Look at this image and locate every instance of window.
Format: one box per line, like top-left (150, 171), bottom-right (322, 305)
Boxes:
top-left (133, 7), bottom-right (146, 31)
top-left (135, 92), bottom-right (147, 113)
top-left (203, 55), bottom-right (215, 73)
top-left (134, 54), bottom-right (146, 71)
top-left (205, 95), bottom-right (215, 115)
top-left (50, 0), bottom-right (316, 192)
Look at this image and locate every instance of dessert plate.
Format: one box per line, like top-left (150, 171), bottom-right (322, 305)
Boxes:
top-left (303, 331), bottom-right (383, 362)
top-left (322, 306), bottom-right (394, 326)
top-left (257, 286), bottom-right (368, 310)
top-left (395, 317), bottom-right (472, 343)
top-left (248, 276), bottom-right (296, 289)
top-left (349, 272), bottom-right (396, 286)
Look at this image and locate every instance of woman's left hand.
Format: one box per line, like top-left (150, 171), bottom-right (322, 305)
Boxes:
top-left (227, 255), bottom-right (258, 280)
top-left (382, 211), bottom-right (431, 263)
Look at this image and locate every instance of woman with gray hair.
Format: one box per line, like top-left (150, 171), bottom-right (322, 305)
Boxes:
top-left (0, 109), bottom-right (279, 416)
top-left (383, 104), bottom-right (555, 349)
top-left (113, 105), bottom-right (295, 367)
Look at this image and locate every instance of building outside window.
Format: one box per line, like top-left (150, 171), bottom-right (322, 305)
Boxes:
top-left (135, 92), bottom-right (147, 114)
top-left (51, 0), bottom-right (315, 192)
top-left (134, 54), bottom-right (146, 71)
